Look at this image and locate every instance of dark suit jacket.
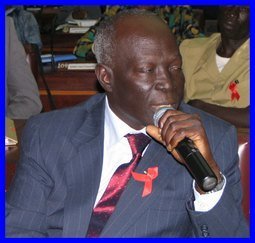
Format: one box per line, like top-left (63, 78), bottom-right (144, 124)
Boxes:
top-left (6, 93), bottom-right (249, 237)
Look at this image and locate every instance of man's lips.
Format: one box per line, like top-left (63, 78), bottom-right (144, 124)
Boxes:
top-left (152, 103), bottom-right (177, 112)
top-left (223, 20), bottom-right (237, 29)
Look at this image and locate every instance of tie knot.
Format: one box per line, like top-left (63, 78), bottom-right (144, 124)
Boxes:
top-left (125, 133), bottom-right (151, 156)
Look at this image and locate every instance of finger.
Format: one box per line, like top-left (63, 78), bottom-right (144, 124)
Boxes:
top-left (146, 125), bottom-right (176, 154)
top-left (168, 128), bottom-right (187, 149)
top-left (147, 125), bottom-right (185, 163)
top-left (161, 114), bottom-right (201, 145)
top-left (160, 112), bottom-right (192, 140)
top-left (146, 125), bottom-right (163, 143)
top-left (160, 118), bottom-right (192, 150)
top-left (157, 109), bottom-right (181, 128)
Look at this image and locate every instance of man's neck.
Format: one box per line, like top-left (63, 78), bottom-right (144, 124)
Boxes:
top-left (217, 36), bottom-right (249, 58)
top-left (104, 97), bottom-right (146, 148)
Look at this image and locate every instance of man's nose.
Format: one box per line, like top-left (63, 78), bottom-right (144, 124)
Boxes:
top-left (155, 68), bottom-right (173, 92)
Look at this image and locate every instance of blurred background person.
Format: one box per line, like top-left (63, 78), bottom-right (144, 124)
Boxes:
top-left (73, 5), bottom-right (204, 59)
top-left (180, 6), bottom-right (249, 128)
top-left (6, 16), bottom-right (42, 141)
top-left (7, 6), bottom-right (42, 49)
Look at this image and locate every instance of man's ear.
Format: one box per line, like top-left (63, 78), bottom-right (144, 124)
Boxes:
top-left (95, 64), bottom-right (113, 92)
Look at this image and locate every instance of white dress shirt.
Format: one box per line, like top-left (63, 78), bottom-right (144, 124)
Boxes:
top-left (94, 97), bottom-right (225, 211)
top-left (94, 97), bottom-right (147, 206)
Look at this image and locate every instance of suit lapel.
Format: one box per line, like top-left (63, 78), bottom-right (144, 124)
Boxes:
top-left (62, 98), bottom-right (195, 237)
top-left (63, 96), bottom-right (105, 237)
top-left (101, 140), bottom-right (181, 237)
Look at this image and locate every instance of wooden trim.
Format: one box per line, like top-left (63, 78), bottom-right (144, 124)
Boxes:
top-left (237, 128), bottom-right (249, 135)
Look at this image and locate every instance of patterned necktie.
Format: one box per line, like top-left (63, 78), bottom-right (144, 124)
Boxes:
top-left (86, 133), bottom-right (151, 237)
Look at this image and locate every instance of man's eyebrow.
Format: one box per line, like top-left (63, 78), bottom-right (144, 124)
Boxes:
top-left (169, 53), bottom-right (182, 62)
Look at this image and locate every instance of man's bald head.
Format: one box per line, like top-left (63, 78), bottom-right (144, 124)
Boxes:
top-left (93, 9), bottom-right (176, 67)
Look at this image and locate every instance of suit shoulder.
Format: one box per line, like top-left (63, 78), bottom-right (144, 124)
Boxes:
top-left (25, 94), bottom-right (105, 131)
top-left (181, 103), bottom-right (236, 136)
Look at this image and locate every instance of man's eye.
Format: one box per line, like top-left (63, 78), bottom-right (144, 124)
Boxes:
top-left (139, 67), bottom-right (154, 73)
top-left (169, 66), bottom-right (182, 72)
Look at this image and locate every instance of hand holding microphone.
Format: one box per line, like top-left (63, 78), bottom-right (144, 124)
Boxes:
top-left (147, 106), bottom-right (220, 192)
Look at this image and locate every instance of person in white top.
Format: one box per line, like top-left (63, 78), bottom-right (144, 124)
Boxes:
top-left (181, 6), bottom-right (250, 128)
top-left (6, 16), bottom-right (42, 141)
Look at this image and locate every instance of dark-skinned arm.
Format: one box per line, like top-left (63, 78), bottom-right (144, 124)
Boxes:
top-left (146, 109), bottom-right (222, 194)
top-left (188, 99), bottom-right (249, 128)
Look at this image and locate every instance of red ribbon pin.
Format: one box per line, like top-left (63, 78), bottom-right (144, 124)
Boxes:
top-left (228, 80), bottom-right (240, 101)
top-left (132, 167), bottom-right (158, 197)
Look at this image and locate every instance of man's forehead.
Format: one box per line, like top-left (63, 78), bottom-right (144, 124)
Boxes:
top-left (115, 14), bottom-right (159, 29)
top-left (114, 24), bottom-right (179, 60)
top-left (115, 15), bottom-right (170, 39)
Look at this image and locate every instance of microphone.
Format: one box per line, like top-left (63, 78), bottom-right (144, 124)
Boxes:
top-left (153, 106), bottom-right (217, 192)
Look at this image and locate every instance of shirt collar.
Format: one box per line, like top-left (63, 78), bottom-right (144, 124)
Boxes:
top-left (104, 97), bottom-right (146, 148)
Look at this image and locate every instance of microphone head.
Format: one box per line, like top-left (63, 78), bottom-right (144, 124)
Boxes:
top-left (153, 106), bottom-right (174, 126)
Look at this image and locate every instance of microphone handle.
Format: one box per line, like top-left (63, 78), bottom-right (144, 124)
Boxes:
top-left (176, 138), bottom-right (217, 192)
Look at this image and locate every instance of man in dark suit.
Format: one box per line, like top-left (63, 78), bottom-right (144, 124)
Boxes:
top-left (6, 9), bottom-right (249, 237)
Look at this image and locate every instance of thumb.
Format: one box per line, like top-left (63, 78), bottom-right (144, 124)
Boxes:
top-left (146, 125), bottom-right (163, 143)
top-left (146, 125), bottom-right (183, 162)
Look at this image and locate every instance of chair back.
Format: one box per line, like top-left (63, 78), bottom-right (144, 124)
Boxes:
top-left (23, 43), bottom-right (56, 110)
top-left (237, 128), bottom-right (250, 224)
